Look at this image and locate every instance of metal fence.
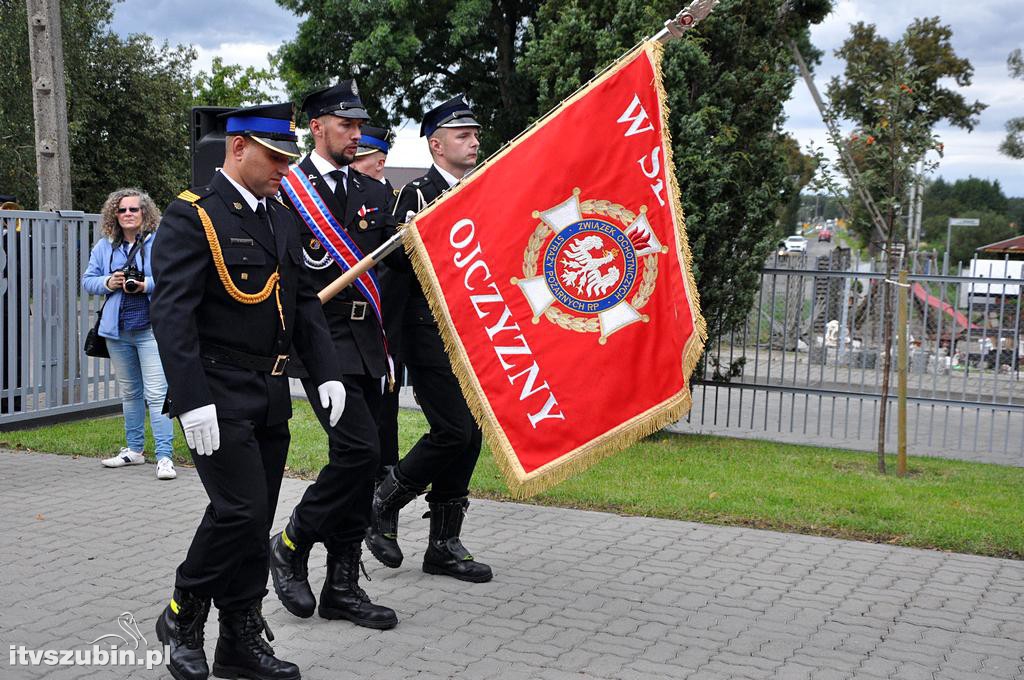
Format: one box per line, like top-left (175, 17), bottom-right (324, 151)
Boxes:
top-left (0, 209), bottom-right (120, 428)
top-left (4, 210), bottom-right (1023, 467)
top-left (673, 248), bottom-right (1024, 466)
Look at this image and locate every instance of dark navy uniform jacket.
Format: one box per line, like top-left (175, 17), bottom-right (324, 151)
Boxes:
top-left (280, 156), bottom-right (403, 378)
top-left (151, 171), bottom-right (341, 424)
top-left (384, 165), bottom-right (451, 368)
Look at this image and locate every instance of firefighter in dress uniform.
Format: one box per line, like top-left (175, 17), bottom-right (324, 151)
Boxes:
top-left (150, 103), bottom-right (346, 680)
top-left (268, 82), bottom-right (402, 630)
top-left (365, 96), bottom-right (493, 584)
top-left (346, 124), bottom-right (407, 481)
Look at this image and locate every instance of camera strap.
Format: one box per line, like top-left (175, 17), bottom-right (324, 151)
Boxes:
top-left (108, 237), bottom-right (144, 272)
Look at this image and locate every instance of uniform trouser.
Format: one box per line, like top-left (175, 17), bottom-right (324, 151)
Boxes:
top-left (176, 418), bottom-right (289, 612)
top-left (396, 362), bottom-right (482, 502)
top-left (289, 372), bottom-right (381, 551)
top-left (376, 362), bottom-right (402, 479)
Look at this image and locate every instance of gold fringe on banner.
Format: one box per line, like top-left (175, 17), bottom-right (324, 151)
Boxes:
top-left (405, 41), bottom-right (706, 499)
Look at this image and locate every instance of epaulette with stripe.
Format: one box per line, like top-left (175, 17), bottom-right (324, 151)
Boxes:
top-left (176, 186), bottom-right (212, 204)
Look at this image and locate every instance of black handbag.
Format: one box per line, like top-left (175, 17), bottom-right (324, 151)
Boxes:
top-left (83, 239), bottom-right (144, 359)
top-left (83, 297), bottom-right (110, 358)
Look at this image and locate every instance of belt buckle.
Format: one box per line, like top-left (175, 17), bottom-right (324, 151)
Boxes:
top-left (271, 354), bottom-right (289, 376)
top-left (350, 301), bottom-right (368, 321)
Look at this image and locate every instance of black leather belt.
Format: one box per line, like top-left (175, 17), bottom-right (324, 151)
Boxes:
top-left (335, 300), bottom-right (369, 321)
top-left (201, 344), bottom-right (289, 376)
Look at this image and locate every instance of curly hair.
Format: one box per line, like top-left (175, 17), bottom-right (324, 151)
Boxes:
top-left (99, 188), bottom-right (161, 242)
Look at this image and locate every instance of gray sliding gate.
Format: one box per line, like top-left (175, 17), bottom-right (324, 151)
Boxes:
top-left (673, 250), bottom-right (1024, 466)
top-left (0, 209), bottom-right (120, 427)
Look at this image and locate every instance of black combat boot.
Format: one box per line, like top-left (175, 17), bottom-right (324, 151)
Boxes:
top-left (364, 466), bottom-right (422, 568)
top-left (318, 543), bottom-right (398, 629)
top-left (269, 524), bottom-right (315, 618)
top-left (422, 498), bottom-right (493, 583)
top-left (212, 602), bottom-right (299, 680)
top-left (155, 588), bottom-right (211, 680)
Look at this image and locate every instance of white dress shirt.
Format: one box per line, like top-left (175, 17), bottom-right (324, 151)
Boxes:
top-left (219, 169), bottom-right (265, 214)
top-left (311, 150), bottom-right (348, 194)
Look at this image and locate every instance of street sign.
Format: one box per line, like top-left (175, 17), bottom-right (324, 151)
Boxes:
top-left (948, 217), bottom-right (981, 226)
top-left (944, 217), bottom-right (983, 273)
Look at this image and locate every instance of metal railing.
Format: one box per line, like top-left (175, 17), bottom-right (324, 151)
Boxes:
top-left (674, 248), bottom-right (1024, 466)
top-left (5, 210), bottom-right (1022, 468)
top-left (0, 209), bottom-right (120, 428)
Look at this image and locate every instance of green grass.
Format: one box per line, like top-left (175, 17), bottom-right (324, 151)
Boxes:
top-left (3, 403), bottom-right (1022, 560)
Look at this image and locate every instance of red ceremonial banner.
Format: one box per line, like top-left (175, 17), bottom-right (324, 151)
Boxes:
top-left (406, 42), bottom-right (706, 497)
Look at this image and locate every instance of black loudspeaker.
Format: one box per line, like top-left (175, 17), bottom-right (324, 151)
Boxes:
top-left (190, 107), bottom-right (233, 187)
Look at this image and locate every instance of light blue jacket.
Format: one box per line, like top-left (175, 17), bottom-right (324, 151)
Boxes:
top-left (81, 233), bottom-right (157, 339)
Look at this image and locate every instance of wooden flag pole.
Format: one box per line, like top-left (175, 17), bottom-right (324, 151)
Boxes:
top-left (316, 0), bottom-right (718, 305)
top-left (317, 229), bottom-right (405, 303)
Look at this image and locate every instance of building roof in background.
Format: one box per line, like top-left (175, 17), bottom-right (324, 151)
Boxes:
top-left (384, 166), bottom-right (428, 190)
top-left (976, 235), bottom-right (1024, 254)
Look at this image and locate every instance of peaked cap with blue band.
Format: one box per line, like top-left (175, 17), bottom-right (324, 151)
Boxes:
top-left (355, 124), bottom-right (393, 157)
top-left (301, 80), bottom-right (370, 122)
top-left (218, 102), bottom-right (300, 158)
top-left (420, 95), bottom-right (480, 137)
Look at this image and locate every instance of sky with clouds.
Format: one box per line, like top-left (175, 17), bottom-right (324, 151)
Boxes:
top-left (110, 0), bottom-right (1024, 195)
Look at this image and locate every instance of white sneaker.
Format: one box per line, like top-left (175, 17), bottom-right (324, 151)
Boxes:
top-left (156, 458), bottom-right (177, 480)
top-left (101, 447), bottom-right (145, 468)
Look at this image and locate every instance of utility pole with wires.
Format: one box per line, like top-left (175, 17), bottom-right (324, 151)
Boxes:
top-left (26, 0), bottom-right (72, 211)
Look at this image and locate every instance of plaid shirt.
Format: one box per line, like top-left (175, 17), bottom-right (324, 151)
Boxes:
top-left (118, 242), bottom-right (151, 331)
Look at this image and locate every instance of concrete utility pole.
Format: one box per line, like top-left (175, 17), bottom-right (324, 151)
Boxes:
top-left (26, 0), bottom-right (72, 211)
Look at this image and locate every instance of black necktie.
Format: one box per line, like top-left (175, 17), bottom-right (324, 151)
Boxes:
top-left (255, 202), bottom-right (273, 234)
top-left (329, 169), bottom-right (347, 211)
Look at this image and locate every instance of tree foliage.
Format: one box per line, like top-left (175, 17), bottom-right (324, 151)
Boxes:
top-left (1001, 48), bottom-right (1024, 159)
top-left (277, 0), bottom-right (832, 343)
top-left (523, 0), bottom-right (832, 341)
top-left (2, 0), bottom-right (287, 211)
top-left (275, 0), bottom-right (544, 153)
top-left (193, 56), bottom-right (276, 108)
top-left (921, 177), bottom-right (1018, 264)
top-left (826, 18), bottom-right (986, 247)
top-left (1, 0), bottom-right (197, 211)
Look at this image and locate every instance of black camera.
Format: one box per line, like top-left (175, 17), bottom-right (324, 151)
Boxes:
top-left (122, 266), bottom-right (145, 293)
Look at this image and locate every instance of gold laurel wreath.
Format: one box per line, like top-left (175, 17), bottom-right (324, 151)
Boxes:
top-left (522, 199), bottom-right (660, 334)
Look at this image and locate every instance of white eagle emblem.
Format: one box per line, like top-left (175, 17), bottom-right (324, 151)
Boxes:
top-left (515, 190), bottom-right (667, 344)
top-left (558, 235), bottom-right (621, 298)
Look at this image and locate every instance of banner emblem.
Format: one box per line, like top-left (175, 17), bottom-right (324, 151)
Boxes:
top-left (515, 190), bottom-right (666, 343)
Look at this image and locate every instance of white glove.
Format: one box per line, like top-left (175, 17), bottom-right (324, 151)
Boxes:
top-left (318, 381), bottom-right (346, 427)
top-left (179, 404), bottom-right (220, 456)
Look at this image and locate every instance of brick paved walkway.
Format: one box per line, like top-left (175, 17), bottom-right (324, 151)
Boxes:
top-left (1, 450), bottom-right (1022, 679)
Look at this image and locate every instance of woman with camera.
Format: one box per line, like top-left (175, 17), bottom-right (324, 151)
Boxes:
top-left (82, 188), bottom-right (176, 479)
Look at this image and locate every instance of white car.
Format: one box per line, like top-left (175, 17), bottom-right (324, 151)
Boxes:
top-left (784, 235), bottom-right (808, 253)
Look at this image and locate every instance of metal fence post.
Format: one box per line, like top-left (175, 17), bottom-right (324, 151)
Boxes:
top-left (897, 269), bottom-right (908, 477)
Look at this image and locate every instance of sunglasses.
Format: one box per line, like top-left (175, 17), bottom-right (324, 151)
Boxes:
top-left (117, 206), bottom-right (141, 214)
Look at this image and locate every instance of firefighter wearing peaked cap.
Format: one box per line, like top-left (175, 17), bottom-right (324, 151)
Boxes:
top-left (365, 94), bottom-right (494, 584)
top-left (350, 123), bottom-right (396, 199)
top-left (268, 80), bottom-right (404, 631)
top-left (150, 102), bottom-right (345, 680)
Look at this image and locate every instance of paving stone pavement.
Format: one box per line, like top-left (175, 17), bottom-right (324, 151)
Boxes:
top-left (1, 450), bottom-right (1022, 680)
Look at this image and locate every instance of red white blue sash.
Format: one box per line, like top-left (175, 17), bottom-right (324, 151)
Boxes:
top-left (280, 167), bottom-right (383, 327)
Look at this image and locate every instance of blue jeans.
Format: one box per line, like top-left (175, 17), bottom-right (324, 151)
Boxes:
top-left (106, 327), bottom-right (174, 459)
